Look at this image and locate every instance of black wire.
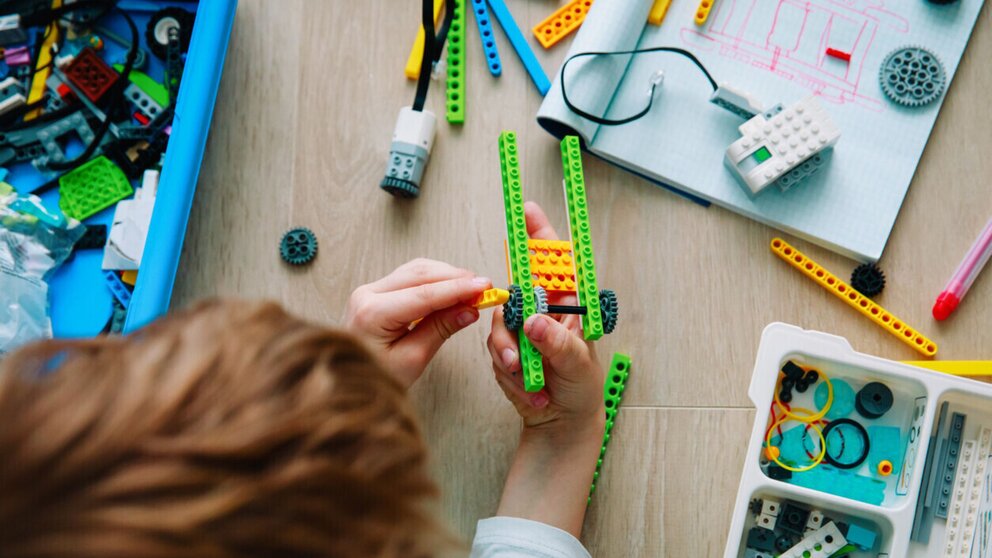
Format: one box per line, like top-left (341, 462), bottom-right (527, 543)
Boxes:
top-left (560, 46), bottom-right (718, 126)
top-left (412, 0), bottom-right (452, 112)
top-left (47, 5), bottom-right (137, 172)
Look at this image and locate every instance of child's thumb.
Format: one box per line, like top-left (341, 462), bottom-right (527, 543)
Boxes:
top-left (523, 314), bottom-right (588, 374)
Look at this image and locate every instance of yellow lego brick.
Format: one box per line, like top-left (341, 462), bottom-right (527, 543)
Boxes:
top-left (405, 0), bottom-right (445, 80)
top-left (532, 0), bottom-right (592, 49)
top-left (771, 238), bottom-right (937, 357)
top-left (24, 0), bottom-right (61, 121)
top-left (528, 239), bottom-right (577, 292)
top-left (902, 361), bottom-right (992, 377)
top-left (694, 0), bottom-right (715, 25)
top-left (473, 288), bottom-right (510, 309)
top-left (121, 270), bottom-right (138, 286)
top-left (647, 0), bottom-right (672, 25)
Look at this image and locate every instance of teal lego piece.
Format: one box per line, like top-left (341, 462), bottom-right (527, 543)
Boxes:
top-left (787, 465), bottom-right (885, 505)
top-left (498, 131), bottom-right (544, 392)
top-left (445, 0), bottom-right (466, 124)
top-left (560, 136), bottom-right (604, 340)
top-left (868, 426), bottom-right (903, 477)
top-left (589, 352), bottom-right (630, 504)
top-left (58, 156), bottom-right (133, 221)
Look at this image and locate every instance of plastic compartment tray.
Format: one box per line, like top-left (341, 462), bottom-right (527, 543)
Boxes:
top-left (724, 323), bottom-right (992, 558)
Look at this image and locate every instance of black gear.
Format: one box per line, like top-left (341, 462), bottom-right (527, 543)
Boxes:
top-left (380, 176), bottom-right (420, 198)
top-left (146, 8), bottom-right (194, 60)
top-left (599, 289), bottom-right (619, 334)
top-left (280, 227), bottom-right (318, 266)
top-left (503, 285), bottom-right (524, 330)
top-left (850, 262), bottom-right (886, 298)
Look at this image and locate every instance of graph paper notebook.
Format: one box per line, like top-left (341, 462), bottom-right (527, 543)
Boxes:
top-left (537, 0), bottom-right (985, 262)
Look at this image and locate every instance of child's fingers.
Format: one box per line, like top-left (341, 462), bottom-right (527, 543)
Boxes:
top-left (366, 258), bottom-right (473, 293)
top-left (487, 308), bottom-right (520, 373)
top-left (524, 201), bottom-right (559, 240)
top-left (396, 304), bottom-right (480, 370)
top-left (523, 314), bottom-right (591, 378)
top-left (493, 364), bottom-right (550, 410)
top-left (371, 276), bottom-right (492, 329)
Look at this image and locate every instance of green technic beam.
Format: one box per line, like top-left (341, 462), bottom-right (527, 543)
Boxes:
top-left (560, 136), bottom-right (604, 340)
top-left (589, 352), bottom-right (631, 504)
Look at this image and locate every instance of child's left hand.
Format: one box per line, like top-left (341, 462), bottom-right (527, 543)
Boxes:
top-left (346, 258), bottom-right (492, 388)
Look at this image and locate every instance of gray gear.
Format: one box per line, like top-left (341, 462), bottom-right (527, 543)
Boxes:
top-left (879, 46), bottom-right (946, 107)
top-left (533, 286), bottom-right (549, 314)
top-left (503, 285), bottom-right (524, 330)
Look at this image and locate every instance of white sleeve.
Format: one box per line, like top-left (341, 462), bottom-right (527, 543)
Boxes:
top-left (469, 517), bottom-right (592, 558)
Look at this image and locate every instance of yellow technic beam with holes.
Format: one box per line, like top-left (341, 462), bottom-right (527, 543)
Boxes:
top-left (770, 238), bottom-right (937, 357)
top-left (903, 361), bottom-right (992, 377)
top-left (24, 0), bottom-right (61, 121)
top-left (648, 0), bottom-right (672, 25)
top-left (532, 0), bottom-right (592, 49)
top-left (694, 0), bottom-right (715, 25)
top-left (405, 0), bottom-right (445, 80)
top-left (529, 238), bottom-right (577, 293)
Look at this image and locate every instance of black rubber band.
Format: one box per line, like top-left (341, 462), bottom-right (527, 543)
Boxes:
top-left (822, 418), bottom-right (870, 470)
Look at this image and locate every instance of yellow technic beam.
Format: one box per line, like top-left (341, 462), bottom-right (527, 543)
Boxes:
top-left (24, 0), bottom-right (62, 121)
top-left (903, 361), bottom-right (992, 377)
top-left (648, 0), bottom-right (672, 25)
top-left (532, 0), bottom-right (592, 49)
top-left (770, 238), bottom-right (937, 357)
top-left (694, 0), bottom-right (715, 25)
top-left (405, 0), bottom-right (444, 80)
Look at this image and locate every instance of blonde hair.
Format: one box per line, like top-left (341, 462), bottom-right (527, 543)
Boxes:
top-left (0, 300), bottom-right (445, 558)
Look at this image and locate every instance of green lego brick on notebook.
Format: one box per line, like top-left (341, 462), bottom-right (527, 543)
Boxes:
top-left (58, 156), bottom-right (133, 220)
top-left (498, 131), bottom-right (544, 391)
top-left (560, 136), bottom-right (604, 340)
top-left (445, 0), bottom-right (466, 124)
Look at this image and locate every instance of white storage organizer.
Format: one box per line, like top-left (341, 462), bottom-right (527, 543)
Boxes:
top-left (725, 323), bottom-right (992, 558)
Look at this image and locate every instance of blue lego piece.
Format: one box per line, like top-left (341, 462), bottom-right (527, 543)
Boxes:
top-left (470, 0), bottom-right (502, 76)
top-left (815, 378), bottom-right (855, 419)
top-left (486, 0), bottom-right (550, 94)
top-left (104, 270), bottom-right (132, 309)
top-left (868, 425), bottom-right (903, 477)
top-left (845, 523), bottom-right (877, 551)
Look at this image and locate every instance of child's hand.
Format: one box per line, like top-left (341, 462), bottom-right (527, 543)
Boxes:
top-left (347, 259), bottom-right (491, 388)
top-left (486, 202), bottom-right (605, 435)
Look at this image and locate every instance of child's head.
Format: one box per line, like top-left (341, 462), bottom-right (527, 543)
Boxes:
top-left (0, 300), bottom-right (445, 558)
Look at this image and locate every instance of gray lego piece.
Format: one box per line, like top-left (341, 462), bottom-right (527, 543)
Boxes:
top-left (934, 412), bottom-right (967, 518)
top-left (744, 549), bottom-right (774, 558)
top-left (35, 112), bottom-right (96, 169)
top-left (124, 82), bottom-right (165, 120)
top-left (879, 46), bottom-right (946, 107)
top-left (385, 141), bottom-right (429, 186)
top-left (911, 401), bottom-right (947, 543)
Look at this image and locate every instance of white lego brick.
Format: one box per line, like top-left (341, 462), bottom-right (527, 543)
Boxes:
top-left (102, 182), bottom-right (156, 271)
top-left (779, 522), bottom-right (846, 558)
top-left (392, 106), bottom-right (436, 152)
top-left (943, 439), bottom-right (980, 557)
top-left (805, 510), bottom-right (824, 533)
top-left (710, 82), bottom-right (763, 119)
top-left (724, 95), bottom-right (840, 196)
top-left (761, 498), bottom-right (781, 518)
top-left (756, 513), bottom-right (777, 531)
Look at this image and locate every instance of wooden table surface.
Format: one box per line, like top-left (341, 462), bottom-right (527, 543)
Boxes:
top-left (173, 1), bottom-right (992, 555)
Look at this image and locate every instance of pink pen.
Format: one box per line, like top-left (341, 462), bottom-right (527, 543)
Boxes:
top-left (933, 217), bottom-right (992, 321)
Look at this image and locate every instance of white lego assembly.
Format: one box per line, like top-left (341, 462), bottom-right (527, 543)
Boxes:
top-left (725, 96), bottom-right (840, 196)
top-left (102, 170), bottom-right (158, 271)
top-left (380, 106), bottom-right (437, 198)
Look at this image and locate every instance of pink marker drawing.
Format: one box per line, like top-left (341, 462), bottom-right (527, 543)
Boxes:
top-left (933, 217), bottom-right (992, 321)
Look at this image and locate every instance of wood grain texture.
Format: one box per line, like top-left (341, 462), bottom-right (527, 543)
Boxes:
top-left (172, 0), bottom-right (992, 555)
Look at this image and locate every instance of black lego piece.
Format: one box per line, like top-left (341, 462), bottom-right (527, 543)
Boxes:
top-left (778, 502), bottom-right (810, 535)
top-left (75, 224), bottom-right (107, 250)
top-left (782, 360), bottom-right (805, 380)
top-left (850, 262), bottom-right (886, 298)
top-left (775, 534), bottom-right (796, 553)
top-left (823, 418), bottom-right (871, 469)
top-left (856, 382), bottom-right (894, 419)
top-left (778, 389), bottom-right (793, 404)
top-left (747, 527), bottom-right (777, 553)
top-left (767, 465), bottom-right (793, 481)
top-left (145, 7), bottom-right (194, 60)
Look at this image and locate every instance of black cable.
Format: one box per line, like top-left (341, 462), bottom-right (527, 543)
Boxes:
top-left (560, 46), bottom-right (718, 126)
top-left (412, 0), bottom-right (452, 112)
top-left (47, 5), bottom-right (137, 172)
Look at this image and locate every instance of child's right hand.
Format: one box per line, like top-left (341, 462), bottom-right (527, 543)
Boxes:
top-left (486, 202), bottom-right (606, 436)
